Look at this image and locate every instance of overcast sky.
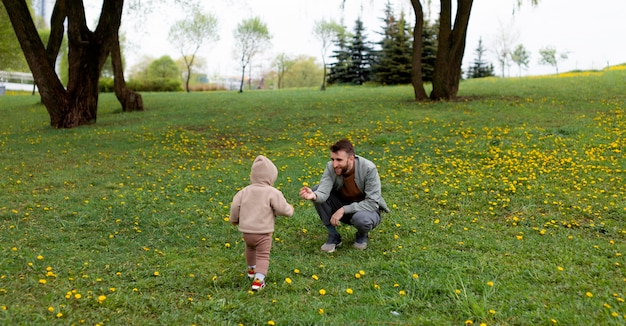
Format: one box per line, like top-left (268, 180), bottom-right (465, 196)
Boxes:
top-left (113, 0), bottom-right (626, 78)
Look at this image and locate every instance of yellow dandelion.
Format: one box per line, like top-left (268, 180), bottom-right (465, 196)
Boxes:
top-left (487, 281), bottom-right (494, 287)
top-left (48, 306), bottom-right (54, 312)
top-left (355, 273), bottom-right (361, 279)
top-left (557, 266), bottom-right (564, 271)
top-left (56, 312), bottom-right (63, 318)
top-left (38, 279), bottom-right (47, 285)
top-left (312, 274), bottom-right (319, 280)
top-left (359, 270), bottom-right (365, 275)
top-left (74, 293), bottom-right (82, 299)
top-left (267, 321), bottom-right (275, 325)
top-left (224, 243), bottom-right (231, 248)
top-left (285, 277), bottom-right (292, 284)
top-left (97, 295), bottom-right (106, 303)
top-left (294, 269), bottom-right (300, 274)
top-left (37, 255), bottom-right (43, 260)
top-left (412, 273), bottom-right (419, 279)
top-left (319, 289), bottom-right (326, 295)
top-left (465, 320), bottom-right (473, 325)
top-left (551, 318), bottom-right (557, 324)
top-left (346, 288), bottom-right (353, 294)
top-left (399, 290), bottom-right (406, 296)
top-left (455, 289), bottom-right (461, 294)
top-left (586, 292), bottom-right (593, 298)
top-left (318, 308), bottom-right (324, 314)
top-left (153, 271), bottom-right (160, 276)
top-left (302, 182), bottom-right (309, 187)
top-left (489, 309), bottom-right (496, 314)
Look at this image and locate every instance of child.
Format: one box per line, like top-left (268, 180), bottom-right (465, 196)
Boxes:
top-left (229, 155), bottom-right (294, 291)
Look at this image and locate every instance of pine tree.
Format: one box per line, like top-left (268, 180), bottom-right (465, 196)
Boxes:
top-left (373, 3), bottom-right (413, 85)
top-left (328, 18), bottom-right (374, 85)
top-left (327, 29), bottom-right (350, 84)
top-left (372, 1), bottom-right (438, 85)
top-left (466, 38), bottom-right (495, 79)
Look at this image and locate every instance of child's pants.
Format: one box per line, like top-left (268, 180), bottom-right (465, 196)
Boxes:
top-left (242, 232), bottom-right (273, 276)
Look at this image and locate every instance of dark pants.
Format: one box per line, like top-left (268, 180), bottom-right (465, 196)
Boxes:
top-left (313, 186), bottom-right (381, 234)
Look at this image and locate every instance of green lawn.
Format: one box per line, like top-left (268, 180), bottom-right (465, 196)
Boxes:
top-left (0, 67), bottom-right (625, 325)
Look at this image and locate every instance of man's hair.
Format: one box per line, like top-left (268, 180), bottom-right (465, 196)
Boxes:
top-left (330, 138), bottom-right (355, 156)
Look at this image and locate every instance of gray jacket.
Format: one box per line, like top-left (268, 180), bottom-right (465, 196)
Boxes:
top-left (313, 155), bottom-right (390, 214)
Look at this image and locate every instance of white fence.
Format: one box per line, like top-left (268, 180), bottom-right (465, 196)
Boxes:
top-left (0, 70), bottom-right (37, 94)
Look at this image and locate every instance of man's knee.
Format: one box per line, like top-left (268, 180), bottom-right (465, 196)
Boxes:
top-left (351, 212), bottom-right (380, 232)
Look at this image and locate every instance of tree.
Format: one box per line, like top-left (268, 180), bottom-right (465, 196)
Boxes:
top-left (281, 56), bottom-right (323, 89)
top-left (466, 37), bottom-right (495, 79)
top-left (373, 2), bottom-right (413, 85)
top-left (538, 46), bottom-right (568, 74)
top-left (2, 0), bottom-right (127, 127)
top-left (168, 12), bottom-right (219, 92)
top-left (327, 28), bottom-right (350, 85)
top-left (0, 3), bottom-right (28, 71)
top-left (313, 18), bottom-right (343, 91)
top-left (328, 18), bottom-right (374, 85)
top-left (233, 17), bottom-right (271, 93)
top-left (345, 18), bottom-right (375, 85)
top-left (510, 44), bottom-right (530, 77)
top-left (408, 0), bottom-right (539, 101)
top-left (492, 21), bottom-right (518, 77)
top-left (272, 53), bottom-right (294, 90)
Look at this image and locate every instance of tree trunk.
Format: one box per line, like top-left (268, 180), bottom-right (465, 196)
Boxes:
top-left (430, 0), bottom-right (473, 100)
top-left (410, 0), bottom-right (428, 101)
top-left (3, 0), bottom-right (127, 128)
top-left (111, 33), bottom-right (144, 111)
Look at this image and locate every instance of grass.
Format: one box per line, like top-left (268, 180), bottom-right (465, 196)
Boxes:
top-left (0, 66), bottom-right (625, 325)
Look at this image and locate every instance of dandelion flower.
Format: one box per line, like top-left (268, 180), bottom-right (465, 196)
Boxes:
top-left (346, 288), bottom-right (353, 294)
top-left (412, 273), bottom-right (419, 279)
top-left (399, 290), bottom-right (406, 296)
top-left (285, 277), bottom-right (292, 284)
top-left (586, 292), bottom-right (593, 298)
top-left (267, 321), bottom-right (275, 325)
top-left (487, 281), bottom-right (494, 287)
top-left (355, 273), bottom-right (361, 279)
top-left (153, 271), bottom-right (160, 276)
top-left (318, 308), bottom-right (324, 314)
top-left (56, 312), bottom-right (63, 318)
top-left (37, 255), bottom-right (43, 260)
top-left (38, 279), bottom-right (46, 285)
top-left (48, 306), bottom-right (54, 312)
top-left (319, 289), bottom-right (326, 295)
top-left (312, 274), bottom-right (319, 281)
top-left (294, 269), bottom-right (300, 274)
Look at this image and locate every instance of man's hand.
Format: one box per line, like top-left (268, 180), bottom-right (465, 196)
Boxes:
top-left (299, 187), bottom-right (316, 200)
top-left (330, 207), bottom-right (344, 226)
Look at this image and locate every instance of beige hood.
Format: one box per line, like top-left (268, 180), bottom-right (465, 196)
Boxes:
top-left (249, 155), bottom-right (277, 186)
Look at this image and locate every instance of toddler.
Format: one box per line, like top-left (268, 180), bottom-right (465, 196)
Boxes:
top-left (229, 155), bottom-right (294, 290)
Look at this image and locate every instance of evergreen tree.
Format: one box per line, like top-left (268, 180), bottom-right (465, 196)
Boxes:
top-left (371, 1), bottom-right (438, 85)
top-left (420, 20), bottom-right (438, 82)
top-left (328, 18), bottom-right (374, 85)
top-left (327, 28), bottom-right (350, 84)
top-left (373, 2), bottom-right (412, 85)
top-left (466, 38), bottom-right (495, 79)
top-left (345, 18), bottom-right (375, 84)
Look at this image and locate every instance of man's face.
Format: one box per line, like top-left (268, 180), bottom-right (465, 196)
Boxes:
top-left (330, 150), bottom-right (354, 176)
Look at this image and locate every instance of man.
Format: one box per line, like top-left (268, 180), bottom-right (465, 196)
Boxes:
top-left (299, 139), bottom-right (389, 252)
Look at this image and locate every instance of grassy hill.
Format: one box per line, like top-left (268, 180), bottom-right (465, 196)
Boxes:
top-left (0, 66), bottom-right (624, 325)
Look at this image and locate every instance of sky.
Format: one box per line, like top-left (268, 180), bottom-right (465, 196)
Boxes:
top-left (104, 0), bottom-right (626, 79)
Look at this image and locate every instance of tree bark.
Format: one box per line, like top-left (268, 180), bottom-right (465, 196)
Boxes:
top-left (3, 0), bottom-right (129, 128)
top-left (429, 0), bottom-right (473, 100)
top-left (410, 0), bottom-right (427, 101)
top-left (111, 33), bottom-right (144, 111)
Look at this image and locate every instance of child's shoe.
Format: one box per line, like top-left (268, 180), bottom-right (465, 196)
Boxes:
top-left (247, 268), bottom-right (255, 279)
top-left (251, 278), bottom-right (265, 291)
